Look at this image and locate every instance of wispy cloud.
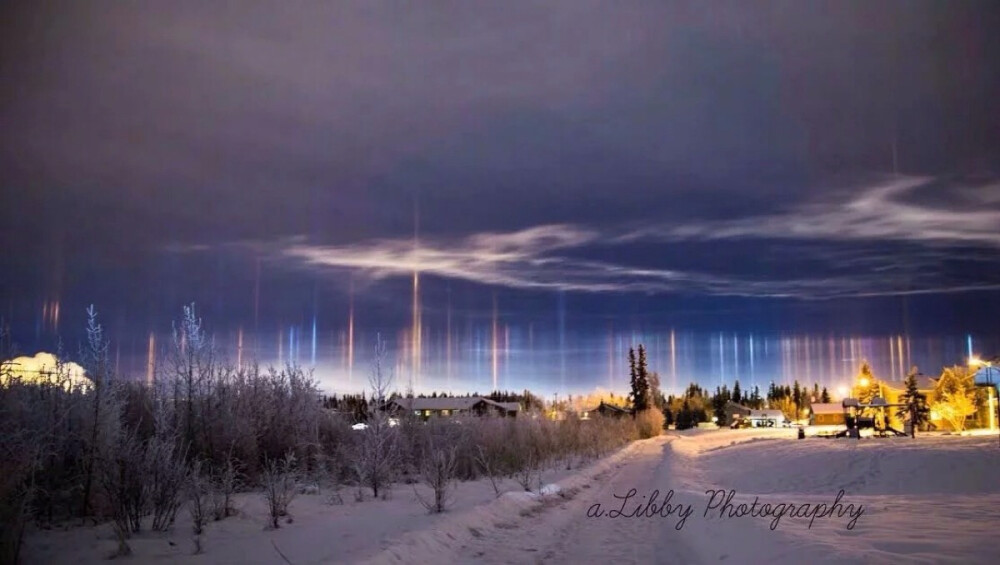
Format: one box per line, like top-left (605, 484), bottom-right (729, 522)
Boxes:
top-left (277, 175), bottom-right (1000, 299)
top-left (626, 175), bottom-right (1000, 247)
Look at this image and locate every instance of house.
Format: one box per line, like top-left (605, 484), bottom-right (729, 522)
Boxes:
top-left (809, 403), bottom-right (845, 426)
top-left (723, 401), bottom-right (752, 426)
top-left (746, 409), bottom-right (787, 427)
top-left (580, 401), bottom-right (629, 420)
top-left (389, 396), bottom-right (520, 421)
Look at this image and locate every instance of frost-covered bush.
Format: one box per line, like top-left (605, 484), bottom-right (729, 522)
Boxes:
top-left (261, 452), bottom-right (298, 529)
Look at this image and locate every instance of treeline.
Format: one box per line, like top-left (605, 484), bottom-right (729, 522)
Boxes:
top-left (0, 305), bottom-right (643, 563)
top-left (661, 380), bottom-right (832, 430)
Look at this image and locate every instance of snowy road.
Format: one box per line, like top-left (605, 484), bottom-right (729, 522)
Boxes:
top-left (445, 432), bottom-right (1000, 565)
top-left (453, 437), bottom-right (704, 564)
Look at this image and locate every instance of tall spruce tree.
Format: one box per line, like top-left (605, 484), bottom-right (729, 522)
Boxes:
top-left (628, 347), bottom-right (638, 411)
top-left (732, 380), bottom-right (742, 404)
top-left (820, 386), bottom-right (831, 403)
top-left (631, 344), bottom-right (651, 412)
top-left (897, 371), bottom-right (930, 431)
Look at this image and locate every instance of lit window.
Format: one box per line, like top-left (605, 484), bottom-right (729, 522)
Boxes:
top-left (442, 410), bottom-right (450, 416)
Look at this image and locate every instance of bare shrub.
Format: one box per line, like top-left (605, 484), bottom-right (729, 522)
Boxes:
top-left (96, 420), bottom-right (145, 556)
top-left (187, 460), bottom-right (210, 554)
top-left (354, 335), bottom-right (399, 499)
top-left (635, 409), bottom-right (665, 439)
top-left (414, 446), bottom-right (457, 513)
top-left (514, 452), bottom-right (539, 492)
top-left (210, 455), bottom-right (241, 521)
top-left (473, 444), bottom-right (504, 497)
top-left (147, 433), bottom-right (188, 531)
top-left (261, 452), bottom-right (298, 529)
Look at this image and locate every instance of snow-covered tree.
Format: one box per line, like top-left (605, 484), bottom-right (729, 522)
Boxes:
top-left (354, 334), bottom-right (399, 499)
top-left (931, 366), bottom-right (978, 431)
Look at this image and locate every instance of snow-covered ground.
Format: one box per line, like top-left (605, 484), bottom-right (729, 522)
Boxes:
top-left (23, 429), bottom-right (1000, 564)
top-left (20, 453), bottom-right (606, 565)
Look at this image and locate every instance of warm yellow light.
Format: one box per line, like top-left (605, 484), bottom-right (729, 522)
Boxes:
top-left (837, 385), bottom-right (848, 398)
top-left (859, 377), bottom-right (870, 387)
top-left (969, 356), bottom-right (983, 367)
top-left (1, 352), bottom-right (90, 390)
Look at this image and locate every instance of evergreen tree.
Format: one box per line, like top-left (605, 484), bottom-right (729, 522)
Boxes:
top-left (897, 371), bottom-right (930, 431)
top-left (732, 380), bottom-right (742, 405)
top-left (635, 344), bottom-right (650, 411)
top-left (792, 380), bottom-right (802, 413)
top-left (856, 361), bottom-right (879, 404)
top-left (628, 346), bottom-right (652, 413)
top-left (663, 406), bottom-right (674, 428)
top-left (820, 386), bottom-right (831, 403)
top-left (627, 347), bottom-right (637, 409)
top-left (712, 387), bottom-right (727, 425)
top-left (676, 399), bottom-right (693, 430)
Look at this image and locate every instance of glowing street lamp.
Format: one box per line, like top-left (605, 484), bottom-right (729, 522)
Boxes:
top-left (969, 356), bottom-right (995, 381)
top-left (859, 377), bottom-right (870, 388)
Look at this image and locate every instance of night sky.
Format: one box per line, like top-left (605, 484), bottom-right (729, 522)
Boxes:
top-left (2, 1), bottom-right (999, 396)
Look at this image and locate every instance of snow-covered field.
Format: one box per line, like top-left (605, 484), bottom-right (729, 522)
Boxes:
top-left (19, 453), bottom-right (606, 565)
top-left (23, 429), bottom-right (1000, 564)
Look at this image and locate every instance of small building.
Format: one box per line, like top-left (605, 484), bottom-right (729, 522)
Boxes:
top-left (580, 401), bottom-right (629, 420)
top-left (746, 409), bottom-right (787, 427)
top-left (809, 403), bottom-right (845, 426)
top-left (723, 401), bottom-right (752, 426)
top-left (389, 396), bottom-right (519, 420)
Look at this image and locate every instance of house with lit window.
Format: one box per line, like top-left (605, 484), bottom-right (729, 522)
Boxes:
top-left (389, 396), bottom-right (520, 420)
top-left (808, 403), bottom-right (845, 426)
top-left (579, 401), bottom-right (629, 420)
